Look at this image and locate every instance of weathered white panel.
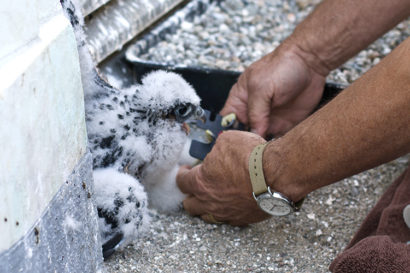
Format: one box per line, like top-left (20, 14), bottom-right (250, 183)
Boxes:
top-left (36, 0), bottom-right (65, 23)
top-left (0, 1), bottom-right (40, 59)
top-left (0, 14), bottom-right (88, 251)
top-left (0, 0), bottom-right (65, 60)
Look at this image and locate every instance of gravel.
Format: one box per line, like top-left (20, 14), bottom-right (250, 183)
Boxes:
top-left (127, 0), bottom-right (410, 85)
top-left (105, 0), bottom-right (410, 272)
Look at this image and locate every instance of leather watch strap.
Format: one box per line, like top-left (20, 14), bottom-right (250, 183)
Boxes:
top-left (249, 143), bottom-right (269, 196)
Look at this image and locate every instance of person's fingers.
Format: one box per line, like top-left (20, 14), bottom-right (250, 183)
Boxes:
top-left (226, 220), bottom-right (248, 227)
top-left (183, 196), bottom-right (207, 216)
top-left (247, 91), bottom-right (271, 137)
top-left (177, 165), bottom-right (201, 194)
top-left (201, 213), bottom-right (224, 224)
top-left (220, 82), bottom-right (249, 125)
top-left (220, 90), bottom-right (241, 117)
top-left (219, 91), bottom-right (237, 116)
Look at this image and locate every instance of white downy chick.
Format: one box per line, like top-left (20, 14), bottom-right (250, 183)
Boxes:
top-left (61, 0), bottom-right (151, 258)
top-left (136, 71), bottom-right (200, 212)
top-left (93, 169), bottom-right (150, 257)
top-left (85, 70), bottom-right (201, 258)
top-left (61, 0), bottom-right (201, 259)
top-left (86, 70), bottom-right (201, 213)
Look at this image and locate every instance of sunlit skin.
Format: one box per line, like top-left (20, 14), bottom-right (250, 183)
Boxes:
top-left (177, 0), bottom-right (410, 225)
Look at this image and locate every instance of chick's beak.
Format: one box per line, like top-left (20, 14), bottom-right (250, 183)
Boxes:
top-left (182, 106), bottom-right (206, 136)
top-left (193, 106), bottom-right (206, 123)
top-left (182, 122), bottom-right (190, 135)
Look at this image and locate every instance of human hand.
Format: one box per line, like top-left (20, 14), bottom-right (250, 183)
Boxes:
top-left (221, 43), bottom-right (327, 137)
top-left (176, 130), bottom-right (270, 226)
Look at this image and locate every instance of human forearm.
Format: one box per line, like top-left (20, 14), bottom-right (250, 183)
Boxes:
top-left (286, 0), bottom-right (410, 75)
top-left (221, 1), bottom-right (410, 137)
top-left (177, 1), bottom-right (410, 226)
top-left (176, 39), bottom-right (409, 224)
top-left (264, 37), bottom-right (410, 202)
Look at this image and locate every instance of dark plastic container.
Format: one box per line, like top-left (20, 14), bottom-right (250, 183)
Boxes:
top-left (102, 54), bottom-right (345, 114)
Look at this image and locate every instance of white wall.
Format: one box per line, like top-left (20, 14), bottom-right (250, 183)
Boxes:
top-left (0, 0), bottom-right (87, 252)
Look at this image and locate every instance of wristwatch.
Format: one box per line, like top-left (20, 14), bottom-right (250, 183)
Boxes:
top-left (248, 143), bottom-right (304, 216)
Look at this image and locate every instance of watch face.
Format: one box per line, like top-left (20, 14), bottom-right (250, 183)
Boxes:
top-left (257, 193), bottom-right (292, 216)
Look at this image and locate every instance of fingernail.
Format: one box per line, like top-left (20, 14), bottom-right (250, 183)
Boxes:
top-left (251, 129), bottom-right (258, 134)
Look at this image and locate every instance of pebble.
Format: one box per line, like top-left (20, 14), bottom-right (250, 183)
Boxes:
top-left (107, 0), bottom-right (410, 272)
top-left (325, 196), bottom-right (335, 205)
top-left (307, 213), bottom-right (315, 220)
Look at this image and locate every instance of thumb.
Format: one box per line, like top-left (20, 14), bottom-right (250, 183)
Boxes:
top-left (220, 95), bottom-right (238, 117)
top-left (248, 93), bottom-right (271, 137)
top-left (220, 82), bottom-right (249, 124)
top-left (176, 165), bottom-right (200, 195)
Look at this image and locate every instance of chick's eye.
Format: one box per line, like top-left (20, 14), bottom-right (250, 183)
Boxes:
top-left (175, 105), bottom-right (192, 118)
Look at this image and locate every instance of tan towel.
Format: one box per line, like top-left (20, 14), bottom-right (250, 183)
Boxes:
top-left (330, 166), bottom-right (410, 273)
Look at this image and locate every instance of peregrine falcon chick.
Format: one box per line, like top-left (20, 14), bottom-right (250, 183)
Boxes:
top-left (86, 70), bottom-right (201, 258)
top-left (86, 70), bottom-right (201, 214)
top-left (61, 0), bottom-right (201, 259)
top-left (93, 168), bottom-right (150, 258)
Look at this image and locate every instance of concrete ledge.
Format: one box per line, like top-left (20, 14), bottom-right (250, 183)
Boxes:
top-left (81, 0), bottom-right (111, 16)
top-left (84, 0), bottom-right (184, 63)
top-left (0, 152), bottom-right (104, 273)
top-left (125, 0), bottom-right (211, 59)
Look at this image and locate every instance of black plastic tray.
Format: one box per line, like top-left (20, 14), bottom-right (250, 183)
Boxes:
top-left (101, 54), bottom-right (345, 113)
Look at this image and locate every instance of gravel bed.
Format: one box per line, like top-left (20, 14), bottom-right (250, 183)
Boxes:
top-left (127, 0), bottom-right (410, 84)
top-left (105, 158), bottom-right (409, 273)
top-left (106, 0), bottom-right (410, 272)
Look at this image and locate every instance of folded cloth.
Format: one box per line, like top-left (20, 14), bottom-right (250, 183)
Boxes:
top-left (330, 166), bottom-right (410, 273)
